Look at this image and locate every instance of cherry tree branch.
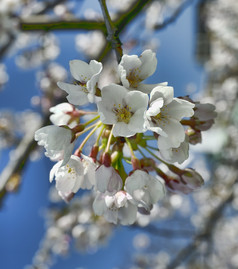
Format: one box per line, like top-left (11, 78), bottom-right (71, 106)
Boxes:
top-left (98, 0), bottom-right (122, 63)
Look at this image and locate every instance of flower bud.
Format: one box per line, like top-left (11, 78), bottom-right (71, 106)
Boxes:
top-left (140, 158), bottom-right (155, 171)
top-left (181, 168), bottom-right (204, 189)
top-left (166, 168), bottom-right (204, 194)
top-left (186, 128), bottom-right (202, 145)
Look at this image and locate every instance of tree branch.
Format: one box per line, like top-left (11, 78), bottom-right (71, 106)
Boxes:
top-left (98, 0), bottom-right (122, 63)
top-left (20, 19), bottom-right (106, 32)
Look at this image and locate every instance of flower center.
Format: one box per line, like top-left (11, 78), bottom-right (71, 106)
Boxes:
top-left (127, 68), bottom-right (142, 88)
top-left (152, 107), bottom-right (169, 124)
top-left (113, 104), bottom-right (133, 124)
top-left (75, 81), bottom-right (88, 93)
top-left (66, 164), bottom-right (76, 177)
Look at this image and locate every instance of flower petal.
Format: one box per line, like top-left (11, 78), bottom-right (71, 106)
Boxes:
top-left (150, 85), bottom-right (174, 105)
top-left (69, 60), bottom-right (92, 82)
top-left (57, 82), bottom-right (89, 106)
top-left (165, 98), bottom-right (195, 121)
top-left (157, 118), bottom-right (185, 149)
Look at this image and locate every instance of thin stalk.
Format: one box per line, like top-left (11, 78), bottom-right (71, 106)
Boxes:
top-left (78, 122), bottom-right (102, 152)
top-left (83, 115), bottom-right (100, 127)
top-left (76, 122), bottom-right (100, 137)
top-left (143, 146), bottom-right (169, 165)
top-left (137, 146), bottom-right (147, 158)
top-left (105, 125), bottom-right (114, 153)
top-left (95, 124), bottom-right (106, 146)
top-left (147, 145), bottom-right (159, 151)
top-left (82, 111), bottom-right (98, 115)
top-left (98, 0), bottom-right (122, 62)
top-left (143, 135), bottom-right (156, 140)
top-left (125, 137), bottom-right (136, 159)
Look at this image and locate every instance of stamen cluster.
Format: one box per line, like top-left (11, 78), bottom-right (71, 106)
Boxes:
top-left (34, 50), bottom-right (216, 225)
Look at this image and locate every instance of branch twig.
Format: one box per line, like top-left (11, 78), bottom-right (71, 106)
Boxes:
top-left (98, 0), bottom-right (122, 62)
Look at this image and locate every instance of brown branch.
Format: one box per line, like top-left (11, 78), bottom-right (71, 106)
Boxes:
top-left (0, 115), bottom-right (50, 195)
top-left (20, 19), bottom-right (107, 32)
top-left (98, 0), bottom-right (123, 62)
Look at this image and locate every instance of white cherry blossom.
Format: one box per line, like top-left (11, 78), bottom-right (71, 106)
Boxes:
top-left (49, 102), bottom-right (77, 127)
top-left (118, 49), bottom-right (158, 93)
top-left (57, 59), bottom-right (102, 105)
top-left (93, 191), bottom-right (138, 225)
top-left (81, 154), bottom-right (97, 190)
top-left (167, 168), bottom-right (204, 194)
top-left (95, 165), bottom-right (123, 194)
top-left (159, 135), bottom-right (189, 164)
top-left (125, 170), bottom-right (166, 211)
top-left (49, 155), bottom-right (84, 198)
top-left (97, 84), bottom-right (148, 137)
top-left (145, 85), bottom-right (195, 149)
top-left (34, 125), bottom-right (74, 166)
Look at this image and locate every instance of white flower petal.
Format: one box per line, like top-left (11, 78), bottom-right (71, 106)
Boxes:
top-left (166, 98), bottom-right (195, 120)
top-left (150, 85), bottom-right (174, 105)
top-left (57, 81), bottom-right (89, 106)
top-left (113, 122), bottom-right (135, 137)
top-left (69, 60), bottom-right (92, 82)
top-left (126, 90), bottom-right (148, 112)
top-left (160, 136), bottom-right (189, 164)
top-left (138, 49), bottom-right (157, 80)
top-left (146, 98), bottom-right (164, 116)
top-left (157, 118), bottom-right (185, 149)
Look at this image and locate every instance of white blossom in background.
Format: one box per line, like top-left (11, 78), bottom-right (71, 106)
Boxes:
top-left (118, 49), bottom-right (158, 93)
top-left (0, 64), bottom-right (9, 88)
top-left (97, 84), bottom-right (148, 137)
top-left (75, 31), bottom-right (106, 58)
top-left (145, 85), bottom-right (194, 149)
top-left (57, 59), bottom-right (103, 105)
top-left (35, 125), bottom-right (74, 166)
top-left (49, 155), bottom-right (84, 198)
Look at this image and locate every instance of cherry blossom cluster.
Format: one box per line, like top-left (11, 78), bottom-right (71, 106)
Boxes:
top-left (34, 49), bottom-right (216, 225)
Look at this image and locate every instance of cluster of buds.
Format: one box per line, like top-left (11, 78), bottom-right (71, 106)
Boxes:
top-left (34, 50), bottom-right (216, 225)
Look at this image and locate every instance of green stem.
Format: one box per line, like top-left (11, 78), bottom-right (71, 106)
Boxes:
top-left (76, 122), bottom-right (100, 137)
top-left (125, 137), bottom-right (136, 159)
top-left (83, 115), bottom-right (100, 127)
top-left (143, 146), bottom-right (169, 165)
top-left (105, 125), bottom-right (114, 153)
top-left (20, 20), bottom-right (106, 32)
top-left (95, 124), bottom-right (106, 146)
top-left (98, 0), bottom-right (122, 62)
top-left (77, 122), bottom-right (102, 152)
top-left (147, 145), bottom-right (159, 151)
top-left (143, 135), bottom-right (156, 141)
top-left (137, 146), bottom-right (146, 158)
